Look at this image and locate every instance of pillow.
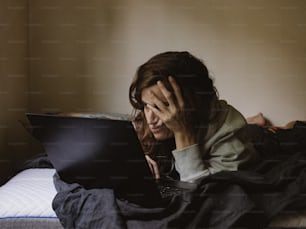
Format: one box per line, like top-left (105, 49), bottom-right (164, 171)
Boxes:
top-left (58, 112), bottom-right (131, 121)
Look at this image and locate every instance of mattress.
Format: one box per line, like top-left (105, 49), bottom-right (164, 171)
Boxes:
top-left (0, 168), bottom-right (63, 229)
top-left (1, 169), bottom-right (305, 228)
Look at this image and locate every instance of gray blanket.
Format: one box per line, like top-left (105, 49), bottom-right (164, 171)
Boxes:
top-left (52, 149), bottom-right (306, 229)
top-left (27, 122), bottom-right (306, 229)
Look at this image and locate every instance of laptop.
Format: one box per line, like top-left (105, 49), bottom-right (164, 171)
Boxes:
top-left (26, 113), bottom-right (198, 207)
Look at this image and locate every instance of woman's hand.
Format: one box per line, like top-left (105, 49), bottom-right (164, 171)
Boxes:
top-left (145, 155), bottom-right (160, 179)
top-left (146, 76), bottom-right (196, 149)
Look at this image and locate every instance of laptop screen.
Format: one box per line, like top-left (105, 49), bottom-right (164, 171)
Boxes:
top-left (26, 113), bottom-right (162, 206)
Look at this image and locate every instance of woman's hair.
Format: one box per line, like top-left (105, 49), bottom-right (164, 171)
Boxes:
top-left (129, 51), bottom-right (217, 172)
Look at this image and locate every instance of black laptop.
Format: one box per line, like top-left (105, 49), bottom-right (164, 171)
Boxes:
top-left (26, 113), bottom-right (197, 207)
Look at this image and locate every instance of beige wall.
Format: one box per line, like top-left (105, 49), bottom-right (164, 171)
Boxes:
top-left (1, 0), bottom-right (306, 182)
top-left (0, 0), bottom-right (30, 183)
top-left (28, 0), bottom-right (306, 125)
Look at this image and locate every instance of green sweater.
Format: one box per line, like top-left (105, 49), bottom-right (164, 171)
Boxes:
top-left (172, 100), bottom-right (257, 182)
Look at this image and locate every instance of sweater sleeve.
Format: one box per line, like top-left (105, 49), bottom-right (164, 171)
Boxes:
top-left (172, 144), bottom-right (210, 182)
top-left (172, 127), bottom-right (256, 182)
top-left (171, 100), bottom-right (257, 182)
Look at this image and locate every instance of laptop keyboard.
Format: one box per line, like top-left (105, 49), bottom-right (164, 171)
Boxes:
top-left (156, 176), bottom-right (198, 198)
top-left (158, 184), bottom-right (184, 198)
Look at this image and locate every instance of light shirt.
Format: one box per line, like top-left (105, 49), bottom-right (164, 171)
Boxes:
top-left (172, 100), bottom-right (257, 182)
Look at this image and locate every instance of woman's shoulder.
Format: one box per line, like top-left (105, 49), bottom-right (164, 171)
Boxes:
top-left (206, 99), bottom-right (247, 140)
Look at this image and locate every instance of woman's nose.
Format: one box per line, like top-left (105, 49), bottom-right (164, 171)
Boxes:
top-left (146, 108), bottom-right (158, 124)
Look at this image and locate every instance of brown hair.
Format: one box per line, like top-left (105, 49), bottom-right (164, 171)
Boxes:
top-left (129, 51), bottom-right (217, 166)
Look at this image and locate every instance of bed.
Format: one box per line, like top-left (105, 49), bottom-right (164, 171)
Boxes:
top-left (0, 168), bottom-right (63, 229)
top-left (0, 114), bottom-right (306, 229)
top-left (1, 168), bottom-right (306, 229)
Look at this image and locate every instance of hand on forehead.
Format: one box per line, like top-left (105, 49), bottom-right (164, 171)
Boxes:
top-left (142, 84), bottom-right (168, 106)
top-left (142, 76), bottom-right (183, 109)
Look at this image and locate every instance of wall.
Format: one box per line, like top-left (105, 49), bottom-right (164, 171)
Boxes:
top-left (28, 0), bottom-right (306, 125)
top-left (28, 0), bottom-right (129, 114)
top-left (1, 0), bottom-right (305, 183)
top-left (0, 0), bottom-right (30, 184)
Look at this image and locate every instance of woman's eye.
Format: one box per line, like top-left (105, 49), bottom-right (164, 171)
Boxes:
top-left (143, 104), bottom-right (149, 111)
top-left (148, 104), bottom-right (160, 111)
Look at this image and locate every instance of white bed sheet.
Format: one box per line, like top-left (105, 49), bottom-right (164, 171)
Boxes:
top-left (0, 168), bottom-right (58, 219)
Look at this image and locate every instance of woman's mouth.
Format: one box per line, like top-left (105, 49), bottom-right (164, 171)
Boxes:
top-left (150, 126), bottom-right (163, 133)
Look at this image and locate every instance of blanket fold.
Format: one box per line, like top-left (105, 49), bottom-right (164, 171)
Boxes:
top-left (50, 122), bottom-right (306, 228)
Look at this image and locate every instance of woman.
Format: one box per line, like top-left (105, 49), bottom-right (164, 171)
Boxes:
top-left (129, 51), bottom-right (257, 182)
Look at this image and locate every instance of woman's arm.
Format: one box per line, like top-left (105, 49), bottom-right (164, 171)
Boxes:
top-left (172, 144), bottom-right (209, 182)
top-left (172, 127), bottom-right (256, 182)
top-left (173, 103), bottom-right (258, 182)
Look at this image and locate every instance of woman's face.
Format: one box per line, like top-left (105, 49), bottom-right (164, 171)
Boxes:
top-left (141, 84), bottom-right (173, 141)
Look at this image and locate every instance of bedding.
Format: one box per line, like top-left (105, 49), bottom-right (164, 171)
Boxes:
top-left (1, 120), bottom-right (305, 229)
top-left (52, 152), bottom-right (306, 229)
top-left (0, 168), bottom-right (63, 229)
top-left (51, 121), bottom-right (306, 228)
